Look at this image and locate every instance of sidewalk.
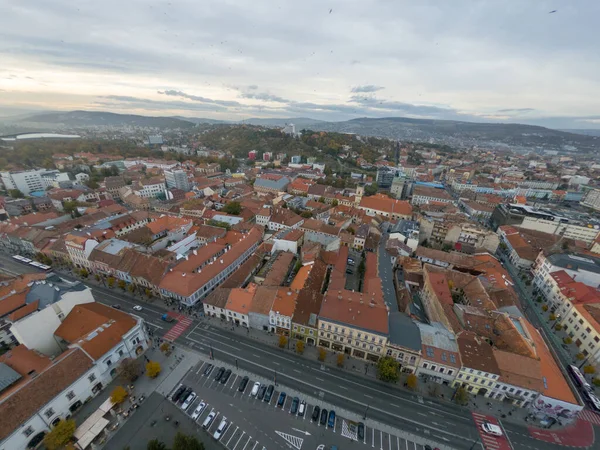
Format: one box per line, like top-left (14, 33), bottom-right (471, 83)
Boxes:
top-left (203, 315), bottom-right (553, 430)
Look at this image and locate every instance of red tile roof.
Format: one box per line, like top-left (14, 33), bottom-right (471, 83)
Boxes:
top-left (359, 194), bottom-right (412, 217)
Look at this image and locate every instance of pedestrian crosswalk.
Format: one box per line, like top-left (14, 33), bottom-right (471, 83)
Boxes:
top-left (578, 409), bottom-right (600, 426)
top-left (163, 315), bottom-right (193, 341)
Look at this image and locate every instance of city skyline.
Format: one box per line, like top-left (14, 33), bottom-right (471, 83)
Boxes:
top-left (1, 1), bottom-right (600, 129)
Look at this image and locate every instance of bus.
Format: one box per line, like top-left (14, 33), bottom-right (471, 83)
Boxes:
top-left (568, 365), bottom-right (591, 391)
top-left (12, 255), bottom-right (32, 264)
top-left (28, 261), bottom-right (52, 271)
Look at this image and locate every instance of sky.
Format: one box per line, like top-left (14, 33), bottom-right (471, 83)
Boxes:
top-left (1, 0), bottom-right (599, 129)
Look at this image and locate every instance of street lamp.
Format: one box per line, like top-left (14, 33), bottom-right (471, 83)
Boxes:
top-left (363, 405), bottom-right (369, 420)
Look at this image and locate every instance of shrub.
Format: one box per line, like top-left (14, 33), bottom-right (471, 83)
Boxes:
top-left (406, 373), bottom-right (418, 390)
top-left (278, 335), bottom-right (287, 348)
top-left (295, 341), bottom-right (305, 354)
top-left (318, 348), bottom-right (327, 362)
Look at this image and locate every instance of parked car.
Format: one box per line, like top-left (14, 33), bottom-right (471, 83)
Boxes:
top-left (298, 400), bottom-right (306, 417)
top-left (111, 304), bottom-right (121, 309)
top-left (181, 392), bottom-right (197, 410)
top-left (320, 408), bottom-right (328, 425)
top-left (290, 397), bottom-right (299, 414)
top-left (238, 376), bottom-right (249, 392)
top-left (327, 410), bottom-right (336, 428)
top-left (257, 384), bottom-right (267, 400)
top-left (311, 405), bottom-right (320, 422)
top-left (214, 367), bottom-right (225, 382)
top-left (221, 369), bottom-right (232, 384)
top-left (178, 387), bottom-right (193, 404)
top-left (277, 392), bottom-right (287, 407)
top-left (191, 401), bottom-right (206, 420)
top-left (264, 385), bottom-right (274, 402)
top-left (357, 422), bottom-right (365, 440)
top-left (251, 382), bottom-right (261, 396)
top-left (133, 305), bottom-right (142, 311)
top-left (481, 422), bottom-right (503, 436)
top-left (203, 364), bottom-right (214, 376)
top-left (202, 411), bottom-right (216, 429)
top-left (171, 385), bottom-right (186, 403)
top-left (213, 418), bottom-right (229, 440)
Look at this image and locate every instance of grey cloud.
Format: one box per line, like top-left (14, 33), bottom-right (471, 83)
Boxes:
top-left (239, 92), bottom-right (289, 103)
top-left (497, 108), bottom-right (535, 113)
top-left (158, 90), bottom-right (242, 107)
top-left (351, 85), bottom-right (384, 93)
top-left (247, 85), bottom-right (258, 90)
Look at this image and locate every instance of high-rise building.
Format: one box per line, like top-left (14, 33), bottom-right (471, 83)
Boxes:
top-left (164, 169), bottom-right (190, 191)
top-left (290, 155), bottom-right (301, 164)
top-left (581, 188), bottom-right (600, 212)
top-left (248, 150), bottom-right (258, 160)
top-left (0, 169), bottom-right (59, 195)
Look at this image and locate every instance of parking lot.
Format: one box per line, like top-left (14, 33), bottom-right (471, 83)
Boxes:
top-left (168, 360), bottom-right (440, 450)
top-left (345, 249), bottom-right (362, 292)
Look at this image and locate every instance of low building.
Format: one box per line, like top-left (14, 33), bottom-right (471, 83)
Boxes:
top-left (415, 322), bottom-right (461, 385)
top-left (269, 288), bottom-right (298, 335)
top-left (411, 186), bottom-right (453, 206)
top-left (358, 194), bottom-right (413, 220)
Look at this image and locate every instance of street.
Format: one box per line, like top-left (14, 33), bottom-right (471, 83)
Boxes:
top-left (0, 253), bottom-right (595, 450)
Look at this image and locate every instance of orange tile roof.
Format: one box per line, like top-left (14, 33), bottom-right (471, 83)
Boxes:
top-left (226, 284), bottom-right (256, 315)
top-left (320, 289), bottom-right (389, 335)
top-left (272, 288), bottom-right (298, 317)
top-left (0, 291), bottom-right (29, 318)
top-left (7, 299), bottom-right (39, 321)
top-left (146, 216), bottom-right (192, 235)
top-left (54, 303), bottom-right (137, 360)
top-left (359, 194), bottom-right (412, 217)
top-left (290, 265), bottom-right (311, 291)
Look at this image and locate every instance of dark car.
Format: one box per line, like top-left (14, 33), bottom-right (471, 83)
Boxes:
top-left (257, 384), bottom-right (267, 400)
top-left (238, 376), bottom-right (249, 392)
top-left (320, 408), bottom-right (328, 425)
top-left (277, 392), bottom-right (287, 407)
top-left (172, 385), bottom-right (186, 403)
top-left (290, 397), bottom-right (299, 414)
top-left (111, 304), bottom-right (121, 309)
top-left (327, 410), bottom-right (336, 428)
top-left (311, 405), bottom-right (320, 422)
top-left (264, 385), bottom-right (274, 402)
top-left (179, 387), bottom-right (193, 404)
top-left (203, 364), bottom-right (214, 376)
top-left (221, 369), bottom-right (232, 384)
top-left (357, 422), bottom-right (365, 440)
top-left (214, 367), bottom-right (225, 382)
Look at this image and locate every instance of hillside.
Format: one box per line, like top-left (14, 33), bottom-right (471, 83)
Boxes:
top-left (18, 110), bottom-right (195, 129)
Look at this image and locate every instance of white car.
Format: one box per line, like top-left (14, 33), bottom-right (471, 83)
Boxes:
top-left (251, 381), bottom-right (261, 396)
top-left (133, 305), bottom-right (142, 311)
top-left (202, 411), bottom-right (216, 429)
top-left (181, 392), bottom-right (196, 411)
top-left (213, 417), bottom-right (229, 440)
top-left (481, 422), bottom-right (503, 437)
top-left (191, 401), bottom-right (207, 420)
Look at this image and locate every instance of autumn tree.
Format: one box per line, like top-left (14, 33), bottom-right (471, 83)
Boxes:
top-left (336, 353), bottom-right (345, 368)
top-left (376, 357), bottom-right (399, 383)
top-left (278, 335), bottom-right (288, 348)
top-left (454, 387), bottom-right (469, 405)
top-left (296, 341), bottom-right (305, 354)
top-left (406, 373), bottom-right (418, 390)
top-left (79, 268), bottom-right (89, 278)
top-left (128, 284), bottom-right (136, 294)
top-left (117, 358), bottom-right (141, 383)
top-left (145, 288), bottom-right (152, 298)
top-left (584, 365), bottom-right (596, 375)
top-left (43, 419), bottom-right (76, 450)
top-left (146, 361), bottom-right (162, 379)
top-left (118, 279), bottom-right (126, 290)
top-left (107, 276), bottom-right (116, 288)
top-left (318, 348), bottom-right (327, 362)
top-left (160, 342), bottom-right (171, 354)
top-left (110, 386), bottom-right (128, 404)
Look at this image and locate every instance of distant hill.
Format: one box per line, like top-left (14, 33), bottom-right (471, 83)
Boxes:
top-left (238, 117), bottom-right (327, 128)
top-left (174, 116), bottom-right (227, 125)
top-left (307, 117), bottom-right (599, 152)
top-left (19, 110), bottom-right (195, 129)
top-left (559, 129), bottom-right (600, 137)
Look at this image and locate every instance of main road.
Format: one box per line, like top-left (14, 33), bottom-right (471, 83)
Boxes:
top-left (0, 253), bottom-right (591, 450)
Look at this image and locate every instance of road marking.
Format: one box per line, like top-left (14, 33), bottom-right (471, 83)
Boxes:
top-left (242, 436), bottom-right (253, 450)
top-left (315, 377), bottom-right (324, 381)
top-left (251, 442), bottom-right (258, 450)
top-left (293, 369), bottom-right (301, 373)
top-left (230, 375), bottom-right (239, 390)
top-left (364, 394), bottom-right (373, 399)
top-left (226, 426), bottom-right (239, 446)
top-left (233, 431), bottom-right (246, 450)
top-left (397, 436), bottom-right (399, 450)
top-left (380, 431), bottom-right (383, 450)
top-left (208, 412), bottom-right (220, 432)
top-left (372, 428), bottom-right (374, 448)
top-left (275, 431), bottom-right (303, 450)
top-left (196, 362), bottom-right (207, 374)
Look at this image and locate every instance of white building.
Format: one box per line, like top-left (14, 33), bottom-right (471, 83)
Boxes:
top-left (65, 233), bottom-right (101, 268)
top-left (533, 252), bottom-right (600, 290)
top-left (164, 169), bottom-right (190, 191)
top-left (133, 179), bottom-right (167, 198)
top-left (581, 189), bottom-right (600, 212)
top-left (0, 169), bottom-right (58, 195)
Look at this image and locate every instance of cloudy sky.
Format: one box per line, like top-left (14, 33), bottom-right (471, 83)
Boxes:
top-left (1, 0), bottom-right (599, 128)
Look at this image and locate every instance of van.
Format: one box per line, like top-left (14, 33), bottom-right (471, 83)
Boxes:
top-left (181, 392), bottom-right (196, 411)
top-left (202, 412), bottom-right (216, 429)
top-left (251, 382), bottom-right (261, 396)
top-left (213, 418), bottom-right (229, 440)
top-left (298, 400), bottom-right (306, 416)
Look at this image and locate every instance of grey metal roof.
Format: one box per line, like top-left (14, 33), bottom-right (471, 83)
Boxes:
top-left (25, 276), bottom-right (88, 309)
top-left (0, 363), bottom-right (22, 393)
top-left (254, 177), bottom-right (290, 191)
top-left (388, 312), bottom-right (422, 351)
top-left (548, 253), bottom-right (600, 274)
top-left (415, 322), bottom-right (459, 352)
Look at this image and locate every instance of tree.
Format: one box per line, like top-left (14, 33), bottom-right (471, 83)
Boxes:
top-left (118, 358), bottom-right (141, 382)
top-left (541, 304), bottom-right (549, 312)
top-left (128, 284), bottom-right (136, 294)
top-left (118, 279), bottom-right (126, 290)
top-left (549, 313), bottom-right (557, 321)
top-left (563, 337), bottom-right (573, 344)
top-left (79, 268), bottom-right (89, 278)
top-left (364, 184), bottom-right (378, 196)
top-left (318, 196), bottom-right (325, 203)
top-left (441, 243), bottom-right (453, 252)
top-left (172, 432), bottom-right (205, 450)
top-left (43, 419), bottom-right (76, 450)
top-left (554, 324), bottom-right (563, 331)
top-left (593, 378), bottom-right (600, 387)
top-left (576, 353), bottom-right (585, 361)
top-left (107, 276), bottom-right (116, 288)
top-left (146, 361), bottom-right (162, 379)
top-left (376, 357), bottom-right (399, 383)
top-left (160, 342), bottom-right (171, 354)
top-left (296, 341), bottom-right (305, 354)
top-left (583, 365), bottom-right (596, 375)
top-left (8, 189), bottom-right (24, 198)
top-left (63, 200), bottom-right (79, 214)
top-left (454, 387), bottom-right (469, 405)
top-left (336, 354), bottom-right (345, 368)
top-left (406, 373), bottom-right (418, 390)
top-left (147, 439), bottom-right (168, 450)
top-left (278, 335), bottom-right (288, 348)
top-left (145, 288), bottom-right (152, 298)
top-left (110, 386), bottom-right (128, 404)
top-left (318, 348), bottom-right (327, 362)
top-left (95, 274), bottom-right (101, 282)
top-left (332, 199), bottom-right (339, 206)
top-left (222, 201), bottom-right (242, 215)
top-left (301, 211), bottom-right (313, 218)
top-left (347, 226), bottom-right (355, 235)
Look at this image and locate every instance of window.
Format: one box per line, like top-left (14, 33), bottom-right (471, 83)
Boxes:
top-left (23, 426), bottom-right (34, 437)
top-left (426, 347), bottom-right (434, 357)
top-left (450, 355), bottom-right (456, 364)
top-left (45, 408), bottom-right (55, 418)
top-left (430, 365), bottom-right (437, 371)
top-left (105, 359), bottom-right (112, 367)
top-left (595, 337), bottom-right (599, 343)
top-left (587, 327), bottom-right (592, 333)
top-left (309, 330), bottom-right (314, 335)
top-left (439, 368), bottom-right (445, 374)
top-left (447, 370), bottom-right (453, 376)
top-left (458, 374), bottom-right (463, 379)
top-left (474, 378), bottom-right (479, 383)
top-left (66, 391), bottom-right (75, 400)
top-left (88, 374), bottom-right (96, 383)
top-left (118, 349), bottom-right (124, 357)
top-left (441, 352), bottom-right (447, 362)
top-left (579, 319), bottom-right (584, 325)
top-left (488, 381), bottom-right (493, 386)
top-left (423, 363), bottom-right (429, 369)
